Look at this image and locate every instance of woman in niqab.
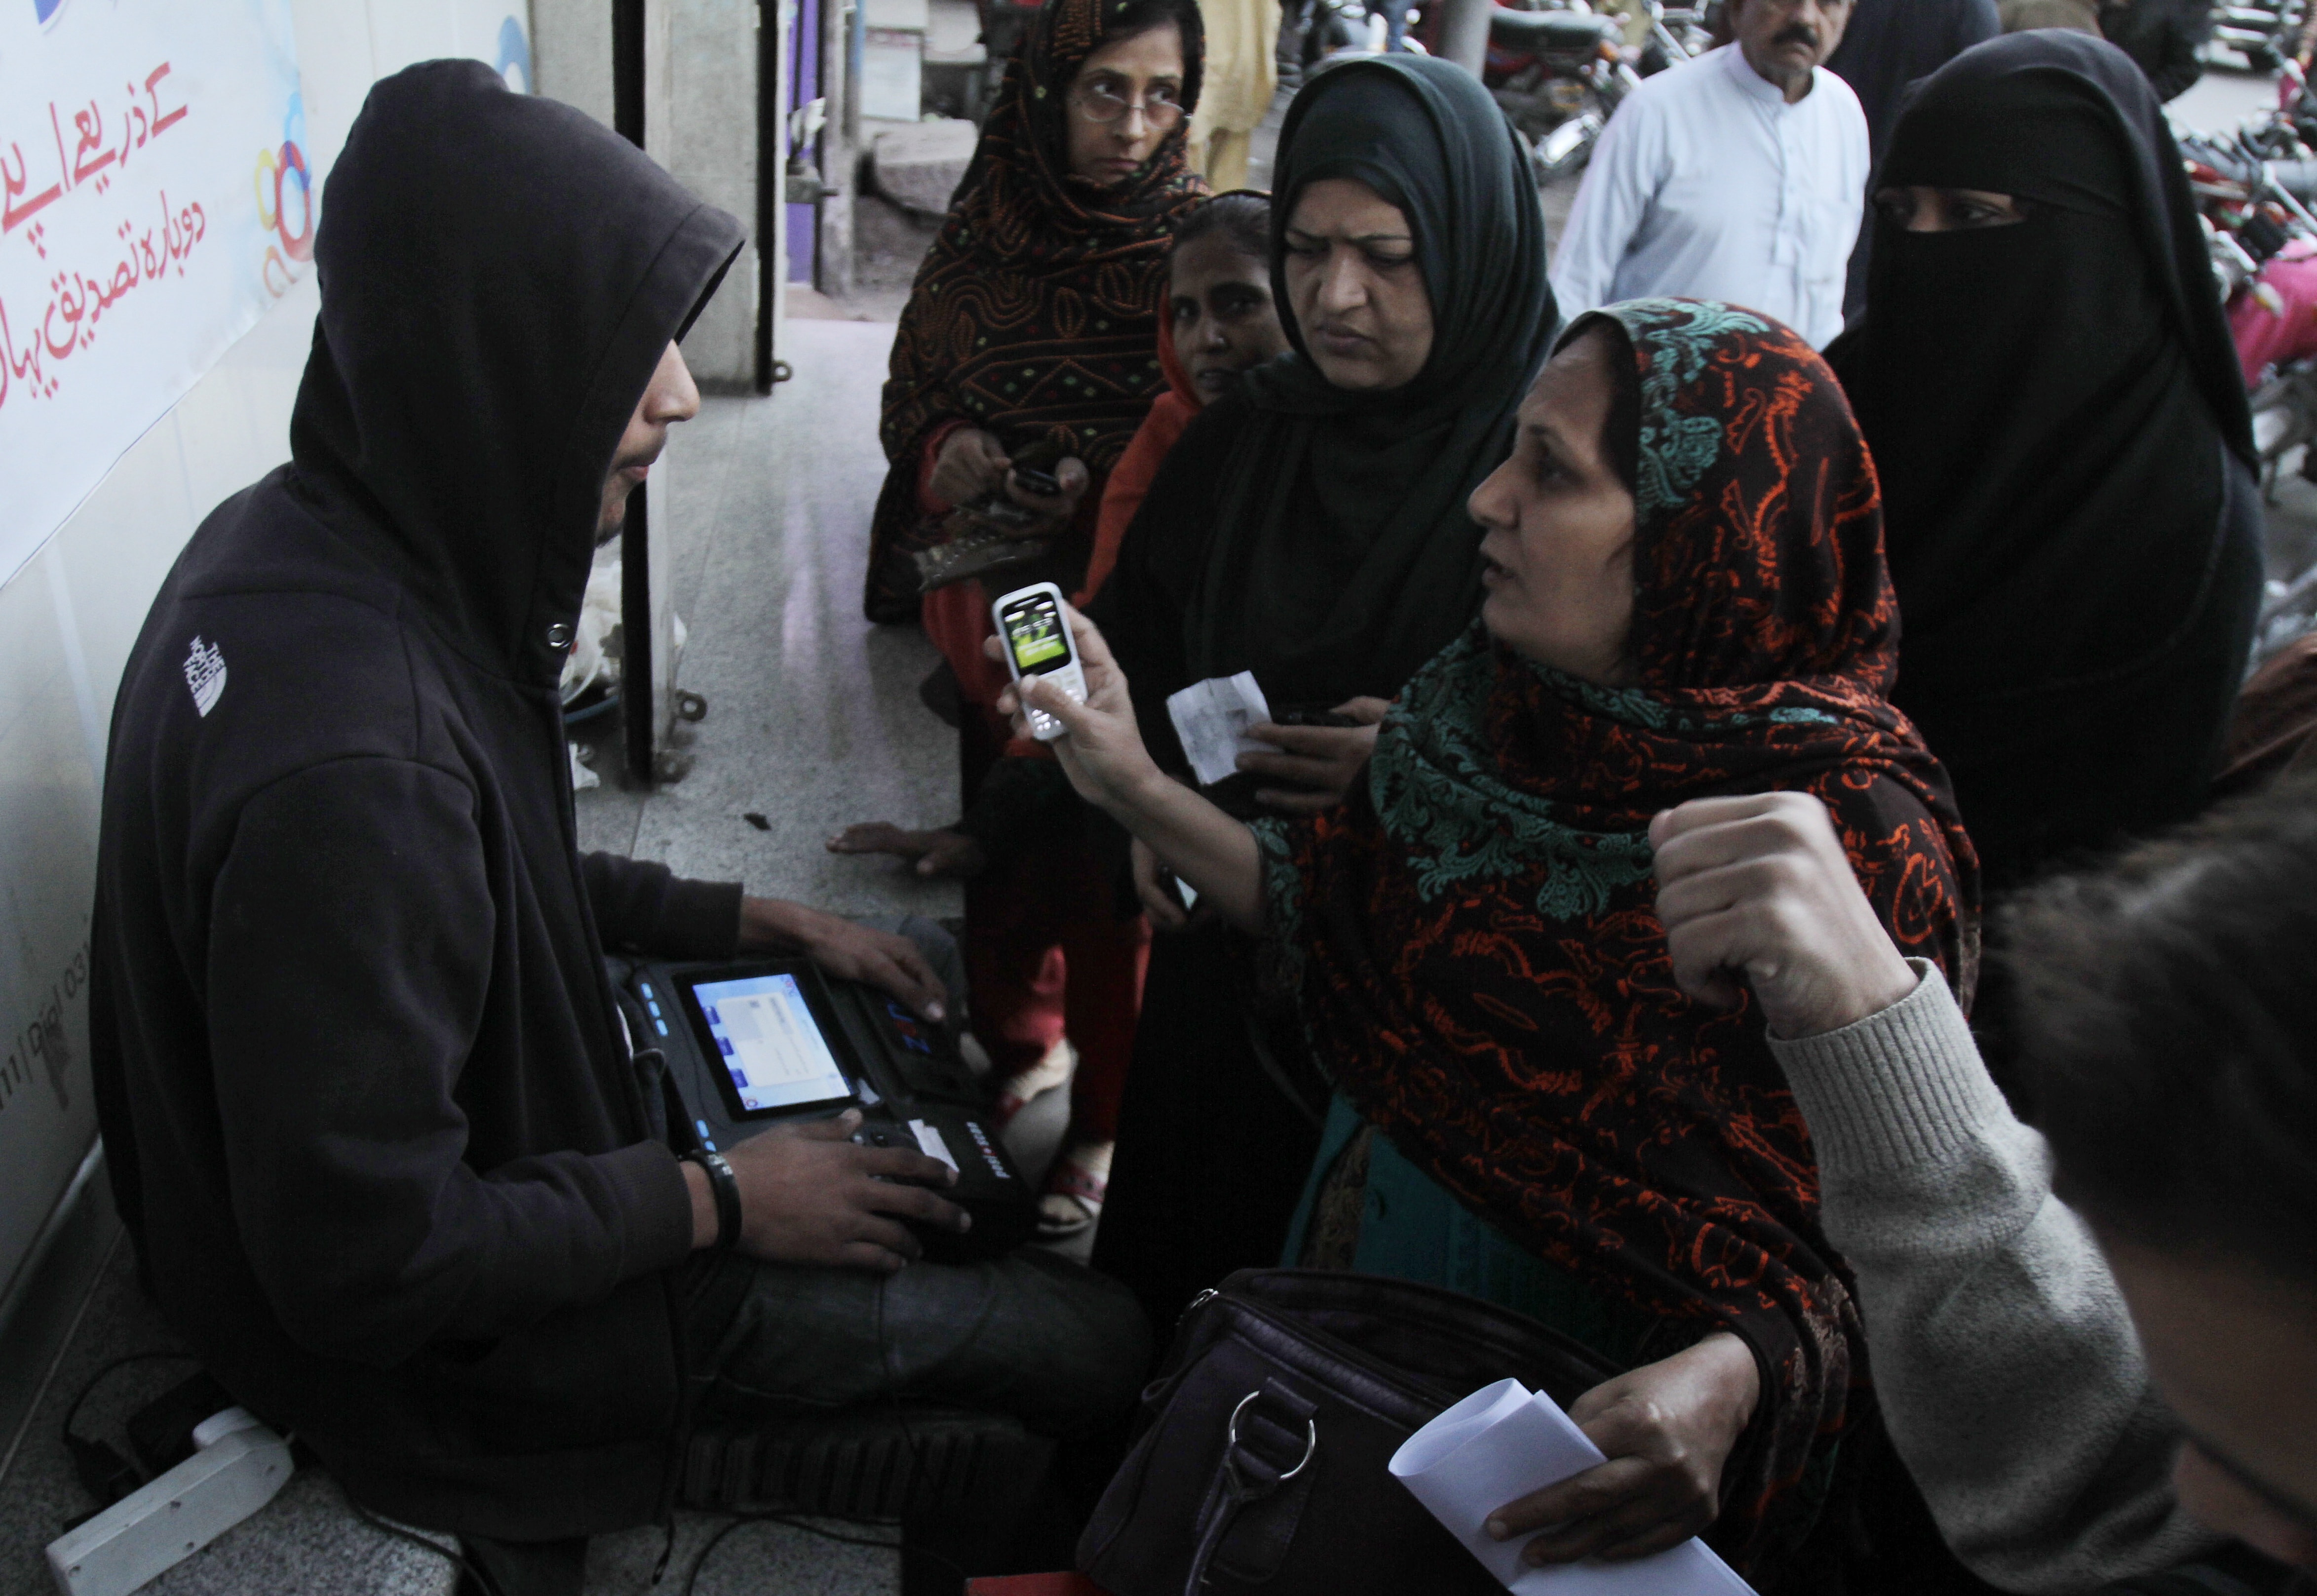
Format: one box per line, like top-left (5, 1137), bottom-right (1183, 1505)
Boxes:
top-left (1086, 53), bottom-right (1557, 1331)
top-left (1827, 31), bottom-right (2262, 895)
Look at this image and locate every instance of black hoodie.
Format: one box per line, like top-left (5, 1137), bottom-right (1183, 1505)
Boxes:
top-left (89, 61), bottom-right (745, 1538)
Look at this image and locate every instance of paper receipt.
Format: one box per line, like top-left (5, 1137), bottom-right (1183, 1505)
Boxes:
top-left (1165, 671), bottom-right (1275, 787)
top-left (1389, 1379), bottom-right (1758, 1596)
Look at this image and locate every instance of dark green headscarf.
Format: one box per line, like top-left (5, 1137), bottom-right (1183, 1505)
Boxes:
top-left (1186, 55), bottom-right (1556, 705)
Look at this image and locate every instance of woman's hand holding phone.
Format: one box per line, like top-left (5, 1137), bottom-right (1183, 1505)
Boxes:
top-left (931, 428), bottom-right (1086, 530)
top-left (1004, 454), bottom-right (1089, 524)
top-left (988, 604), bottom-right (1159, 812)
top-left (929, 427), bottom-right (1013, 506)
top-left (989, 607), bottom-right (1270, 933)
top-left (1236, 698), bottom-right (1392, 814)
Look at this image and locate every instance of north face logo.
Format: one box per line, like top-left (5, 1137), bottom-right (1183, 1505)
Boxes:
top-left (183, 637), bottom-right (227, 717)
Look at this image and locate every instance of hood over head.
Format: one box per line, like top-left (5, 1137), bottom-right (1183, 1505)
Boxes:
top-left (290, 60), bottom-right (744, 685)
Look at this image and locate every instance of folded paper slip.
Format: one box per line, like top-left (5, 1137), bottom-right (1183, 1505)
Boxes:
top-left (1165, 671), bottom-right (1274, 786)
top-left (1390, 1378), bottom-right (1759, 1596)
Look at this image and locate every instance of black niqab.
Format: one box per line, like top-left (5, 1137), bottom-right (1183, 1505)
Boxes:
top-left (291, 60), bottom-right (743, 685)
top-left (1827, 33), bottom-right (2260, 883)
top-left (1187, 55), bottom-right (1556, 703)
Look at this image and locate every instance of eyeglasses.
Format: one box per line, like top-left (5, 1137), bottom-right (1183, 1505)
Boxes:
top-left (1070, 76), bottom-right (1185, 128)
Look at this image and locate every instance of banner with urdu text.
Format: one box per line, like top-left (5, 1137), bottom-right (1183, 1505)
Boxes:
top-left (0, 0), bottom-right (305, 585)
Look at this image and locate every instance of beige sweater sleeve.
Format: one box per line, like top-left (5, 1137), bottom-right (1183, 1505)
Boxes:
top-left (1770, 964), bottom-right (2222, 1593)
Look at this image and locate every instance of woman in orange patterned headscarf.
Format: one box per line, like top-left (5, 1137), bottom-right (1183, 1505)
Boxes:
top-left (862, 0), bottom-right (1208, 632)
top-left (997, 299), bottom-right (1977, 1587)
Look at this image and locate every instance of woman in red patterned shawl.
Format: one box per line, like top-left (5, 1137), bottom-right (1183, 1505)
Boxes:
top-left (993, 299), bottom-right (1978, 1587)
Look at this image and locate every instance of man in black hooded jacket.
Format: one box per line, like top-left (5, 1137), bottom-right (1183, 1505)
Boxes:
top-left (88, 60), bottom-right (1146, 1589)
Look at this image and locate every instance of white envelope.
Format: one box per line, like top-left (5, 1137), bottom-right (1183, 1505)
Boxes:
top-left (1390, 1379), bottom-right (1758, 1596)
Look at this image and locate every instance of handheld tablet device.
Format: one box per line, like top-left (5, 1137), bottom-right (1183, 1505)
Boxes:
top-left (618, 957), bottom-right (1035, 1261)
top-left (991, 581), bottom-right (1086, 742)
top-left (676, 965), bottom-right (858, 1121)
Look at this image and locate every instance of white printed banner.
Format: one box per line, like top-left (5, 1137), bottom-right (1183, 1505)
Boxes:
top-left (0, 0), bottom-right (306, 586)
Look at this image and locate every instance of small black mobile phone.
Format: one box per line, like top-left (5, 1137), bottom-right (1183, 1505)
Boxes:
top-left (1009, 437), bottom-right (1065, 498)
top-left (1271, 704), bottom-right (1363, 730)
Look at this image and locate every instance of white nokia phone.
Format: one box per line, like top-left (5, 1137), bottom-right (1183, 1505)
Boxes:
top-left (991, 582), bottom-right (1088, 742)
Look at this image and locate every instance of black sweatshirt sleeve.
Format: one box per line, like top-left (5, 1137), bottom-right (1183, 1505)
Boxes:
top-left (206, 758), bottom-right (696, 1366)
top-left (580, 851), bottom-right (743, 958)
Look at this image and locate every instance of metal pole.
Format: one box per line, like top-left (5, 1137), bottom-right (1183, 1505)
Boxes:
top-left (1437, 0), bottom-right (1492, 76)
top-left (612, 0), bottom-right (657, 787)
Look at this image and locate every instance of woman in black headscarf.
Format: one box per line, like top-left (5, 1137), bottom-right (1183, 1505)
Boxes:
top-left (1086, 53), bottom-right (1557, 1330)
top-left (1828, 31), bottom-right (2262, 895)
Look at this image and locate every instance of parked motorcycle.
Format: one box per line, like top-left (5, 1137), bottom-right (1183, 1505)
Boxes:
top-left (1474, 0), bottom-right (1703, 179)
top-left (2212, 0), bottom-right (2307, 73)
top-left (2181, 101), bottom-right (2317, 661)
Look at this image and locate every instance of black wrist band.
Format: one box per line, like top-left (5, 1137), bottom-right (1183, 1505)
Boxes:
top-left (683, 1150), bottom-right (742, 1252)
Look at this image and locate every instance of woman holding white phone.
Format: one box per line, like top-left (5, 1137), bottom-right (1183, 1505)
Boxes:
top-left (1000, 300), bottom-right (1978, 1591)
top-left (1082, 51), bottom-right (1558, 1339)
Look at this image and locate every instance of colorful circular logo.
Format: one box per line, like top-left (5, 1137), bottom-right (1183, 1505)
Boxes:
top-left (255, 94), bottom-right (312, 295)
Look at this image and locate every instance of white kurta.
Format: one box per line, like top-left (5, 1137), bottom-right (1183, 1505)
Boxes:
top-left (1549, 46), bottom-right (1868, 349)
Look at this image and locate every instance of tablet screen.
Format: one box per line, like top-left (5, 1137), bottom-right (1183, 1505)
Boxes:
top-left (687, 970), bottom-right (852, 1114)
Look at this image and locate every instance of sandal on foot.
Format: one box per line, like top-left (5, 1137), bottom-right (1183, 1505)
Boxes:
top-left (990, 1038), bottom-right (1074, 1129)
top-left (1036, 1144), bottom-right (1111, 1239)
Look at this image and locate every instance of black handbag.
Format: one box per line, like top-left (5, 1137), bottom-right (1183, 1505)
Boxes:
top-left (1078, 1268), bottom-right (1621, 1596)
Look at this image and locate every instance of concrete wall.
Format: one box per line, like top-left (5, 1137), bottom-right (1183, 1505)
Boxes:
top-left (0, 0), bottom-right (533, 1381)
top-left (533, 0), bottom-right (618, 128)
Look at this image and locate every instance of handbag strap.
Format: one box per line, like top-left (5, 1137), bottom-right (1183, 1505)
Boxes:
top-left (1181, 1377), bottom-right (1320, 1596)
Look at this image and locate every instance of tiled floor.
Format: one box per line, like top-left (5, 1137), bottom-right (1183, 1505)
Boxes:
top-left (0, 1233), bottom-right (461, 1596)
top-left (575, 318), bottom-right (965, 927)
top-left (0, 1223), bottom-right (900, 1596)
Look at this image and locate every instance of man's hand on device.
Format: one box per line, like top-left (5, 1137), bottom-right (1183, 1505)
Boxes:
top-left (1486, 1331), bottom-right (1760, 1565)
top-left (737, 896), bottom-right (947, 1023)
top-left (1236, 697), bottom-right (1391, 815)
top-left (1650, 792), bottom-right (1920, 1040)
top-left (685, 1111), bottom-right (968, 1271)
top-left (826, 822), bottom-right (988, 881)
top-left (985, 607), bottom-right (1161, 814)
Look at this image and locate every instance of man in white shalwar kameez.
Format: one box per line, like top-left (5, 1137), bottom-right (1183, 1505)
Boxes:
top-left (1550, 0), bottom-right (1867, 349)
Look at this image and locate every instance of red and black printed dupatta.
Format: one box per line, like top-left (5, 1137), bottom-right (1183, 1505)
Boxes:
top-left (1253, 300), bottom-right (1978, 1574)
top-left (862, 0), bottom-right (1209, 621)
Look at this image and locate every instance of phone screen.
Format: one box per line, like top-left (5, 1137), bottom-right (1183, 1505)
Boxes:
top-left (1000, 593), bottom-right (1074, 676)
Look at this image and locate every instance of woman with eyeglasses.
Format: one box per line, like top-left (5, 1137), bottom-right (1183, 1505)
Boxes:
top-left (863, 0), bottom-right (1207, 627)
